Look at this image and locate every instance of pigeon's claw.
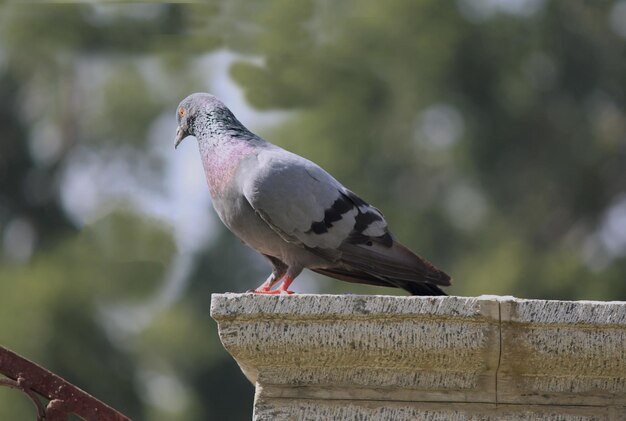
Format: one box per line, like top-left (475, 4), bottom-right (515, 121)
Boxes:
top-left (253, 289), bottom-right (295, 295)
top-left (252, 275), bottom-right (295, 295)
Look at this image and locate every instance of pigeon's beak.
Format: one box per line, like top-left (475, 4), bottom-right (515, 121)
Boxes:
top-left (174, 126), bottom-right (188, 149)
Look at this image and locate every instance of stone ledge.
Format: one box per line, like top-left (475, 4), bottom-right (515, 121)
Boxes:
top-left (210, 294), bottom-right (626, 420)
top-left (253, 399), bottom-right (626, 421)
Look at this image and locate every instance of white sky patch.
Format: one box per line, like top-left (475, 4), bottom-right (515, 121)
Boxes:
top-left (137, 368), bottom-right (190, 414)
top-left (457, 0), bottom-right (545, 22)
top-left (88, 4), bottom-right (165, 24)
top-left (414, 103), bottom-right (465, 152)
top-left (582, 234), bottom-right (612, 273)
top-left (443, 182), bottom-right (488, 231)
top-left (599, 195), bottom-right (626, 257)
top-left (28, 119), bottom-right (64, 166)
top-left (609, 1), bottom-right (626, 39)
top-left (582, 194), bottom-right (626, 272)
top-left (99, 253), bottom-right (196, 339)
top-left (148, 113), bottom-right (215, 253)
top-left (2, 217), bottom-right (36, 263)
top-left (194, 49), bottom-right (291, 131)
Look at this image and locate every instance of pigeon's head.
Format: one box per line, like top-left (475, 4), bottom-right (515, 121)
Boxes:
top-left (175, 93), bottom-right (246, 149)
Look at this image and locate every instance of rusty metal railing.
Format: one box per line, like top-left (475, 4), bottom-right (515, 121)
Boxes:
top-left (0, 345), bottom-right (131, 420)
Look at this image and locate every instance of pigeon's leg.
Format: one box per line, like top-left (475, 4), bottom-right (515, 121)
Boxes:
top-left (253, 266), bottom-right (301, 295)
top-left (251, 255), bottom-right (287, 293)
top-left (274, 275), bottom-right (295, 294)
top-left (272, 266), bottom-right (305, 294)
top-left (253, 272), bottom-right (282, 293)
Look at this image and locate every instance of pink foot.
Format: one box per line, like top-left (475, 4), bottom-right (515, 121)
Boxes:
top-left (251, 275), bottom-right (295, 295)
top-left (252, 289), bottom-right (295, 295)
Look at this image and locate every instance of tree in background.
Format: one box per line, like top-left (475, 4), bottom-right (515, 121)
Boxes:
top-left (0, 1), bottom-right (624, 419)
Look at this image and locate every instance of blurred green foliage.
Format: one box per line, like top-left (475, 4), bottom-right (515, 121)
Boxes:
top-left (0, 1), bottom-right (625, 419)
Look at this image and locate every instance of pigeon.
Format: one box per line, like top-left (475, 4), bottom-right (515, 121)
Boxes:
top-left (175, 93), bottom-right (451, 295)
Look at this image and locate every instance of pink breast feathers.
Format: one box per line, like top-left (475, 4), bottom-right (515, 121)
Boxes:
top-left (201, 143), bottom-right (255, 198)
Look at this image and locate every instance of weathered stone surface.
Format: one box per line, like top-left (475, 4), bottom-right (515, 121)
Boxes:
top-left (499, 298), bottom-right (626, 406)
top-left (210, 294), bottom-right (626, 420)
top-left (212, 294), bottom-right (500, 403)
top-left (254, 399), bottom-right (621, 421)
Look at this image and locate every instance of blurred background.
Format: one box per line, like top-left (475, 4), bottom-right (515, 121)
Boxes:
top-left (0, 1), bottom-right (624, 419)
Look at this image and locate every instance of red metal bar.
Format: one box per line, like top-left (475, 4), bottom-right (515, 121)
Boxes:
top-left (0, 345), bottom-right (131, 421)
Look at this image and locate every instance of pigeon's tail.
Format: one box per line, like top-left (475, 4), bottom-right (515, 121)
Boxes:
top-left (312, 239), bottom-right (451, 296)
top-left (311, 267), bottom-right (448, 296)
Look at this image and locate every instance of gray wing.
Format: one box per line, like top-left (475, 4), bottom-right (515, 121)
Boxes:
top-left (241, 149), bottom-right (389, 251)
top-left (241, 148), bottom-right (451, 292)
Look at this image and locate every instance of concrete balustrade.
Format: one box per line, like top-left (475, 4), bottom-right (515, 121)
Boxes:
top-left (210, 294), bottom-right (626, 420)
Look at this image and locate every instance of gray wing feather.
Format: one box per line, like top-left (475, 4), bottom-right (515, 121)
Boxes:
top-left (242, 149), bottom-right (361, 249)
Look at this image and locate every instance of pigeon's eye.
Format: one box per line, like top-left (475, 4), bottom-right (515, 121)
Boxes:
top-left (178, 107), bottom-right (186, 119)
